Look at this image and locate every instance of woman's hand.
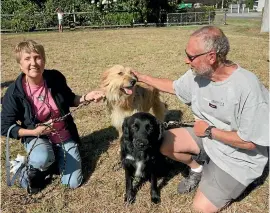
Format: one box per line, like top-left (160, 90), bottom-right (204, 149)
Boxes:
top-left (193, 120), bottom-right (209, 137)
top-left (33, 119), bottom-right (54, 136)
top-left (84, 90), bottom-right (105, 103)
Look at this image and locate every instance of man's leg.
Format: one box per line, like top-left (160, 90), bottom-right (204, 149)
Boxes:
top-left (160, 127), bottom-right (205, 193)
top-left (160, 128), bottom-right (201, 167)
top-left (193, 190), bottom-right (219, 213)
top-left (55, 139), bottom-right (83, 189)
top-left (192, 160), bottom-right (246, 213)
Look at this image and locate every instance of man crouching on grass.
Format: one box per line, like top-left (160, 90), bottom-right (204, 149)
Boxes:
top-left (132, 26), bottom-right (269, 213)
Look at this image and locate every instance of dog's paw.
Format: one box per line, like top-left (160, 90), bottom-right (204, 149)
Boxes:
top-left (151, 192), bottom-right (161, 204)
top-left (124, 192), bottom-right (135, 204)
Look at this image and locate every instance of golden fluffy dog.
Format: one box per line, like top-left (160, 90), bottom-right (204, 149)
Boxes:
top-left (101, 65), bottom-right (166, 135)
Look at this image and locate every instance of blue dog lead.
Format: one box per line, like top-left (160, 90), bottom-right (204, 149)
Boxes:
top-left (6, 124), bottom-right (25, 186)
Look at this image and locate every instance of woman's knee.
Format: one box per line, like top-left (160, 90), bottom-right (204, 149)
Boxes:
top-left (27, 138), bottom-right (55, 170)
top-left (61, 169), bottom-right (83, 189)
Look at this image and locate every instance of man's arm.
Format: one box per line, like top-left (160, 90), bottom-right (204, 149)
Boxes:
top-left (133, 70), bottom-right (175, 94)
top-left (194, 120), bottom-right (256, 150)
top-left (211, 128), bottom-right (256, 150)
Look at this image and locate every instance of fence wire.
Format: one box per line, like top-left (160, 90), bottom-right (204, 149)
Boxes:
top-left (166, 11), bottom-right (226, 26)
top-left (1, 11), bottom-right (226, 33)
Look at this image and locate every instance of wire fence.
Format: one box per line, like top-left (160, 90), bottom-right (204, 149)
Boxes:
top-left (166, 11), bottom-right (226, 26)
top-left (1, 11), bottom-right (226, 33)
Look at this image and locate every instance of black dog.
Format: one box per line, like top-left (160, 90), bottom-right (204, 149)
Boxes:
top-left (120, 112), bottom-right (164, 204)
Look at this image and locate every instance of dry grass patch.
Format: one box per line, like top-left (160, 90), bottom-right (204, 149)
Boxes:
top-left (1, 19), bottom-right (269, 213)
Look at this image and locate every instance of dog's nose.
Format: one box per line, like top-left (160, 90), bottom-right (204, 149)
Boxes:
top-left (134, 139), bottom-right (148, 148)
top-left (130, 79), bottom-right (136, 86)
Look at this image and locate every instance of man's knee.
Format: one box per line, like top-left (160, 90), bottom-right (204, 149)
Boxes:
top-left (192, 200), bottom-right (217, 213)
top-left (160, 142), bottom-right (170, 156)
top-left (192, 190), bottom-right (220, 213)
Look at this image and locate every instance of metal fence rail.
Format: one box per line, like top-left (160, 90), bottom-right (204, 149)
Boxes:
top-left (1, 11), bottom-right (226, 33)
top-left (166, 11), bottom-right (226, 26)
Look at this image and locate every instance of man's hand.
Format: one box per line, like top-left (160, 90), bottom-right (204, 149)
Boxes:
top-left (131, 69), bottom-right (142, 82)
top-left (193, 119), bottom-right (256, 150)
top-left (193, 120), bottom-right (209, 137)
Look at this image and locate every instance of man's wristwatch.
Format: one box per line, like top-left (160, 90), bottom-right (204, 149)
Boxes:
top-left (204, 126), bottom-right (215, 139)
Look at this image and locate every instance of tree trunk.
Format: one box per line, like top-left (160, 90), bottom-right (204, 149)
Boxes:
top-left (261, 0), bottom-right (269, 32)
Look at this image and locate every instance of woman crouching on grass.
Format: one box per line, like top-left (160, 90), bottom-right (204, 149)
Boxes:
top-left (1, 39), bottom-right (105, 193)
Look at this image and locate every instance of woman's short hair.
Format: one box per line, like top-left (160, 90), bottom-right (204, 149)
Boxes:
top-left (15, 40), bottom-right (46, 63)
top-left (191, 26), bottom-right (230, 64)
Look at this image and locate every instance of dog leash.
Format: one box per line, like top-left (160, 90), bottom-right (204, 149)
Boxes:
top-left (163, 120), bottom-right (194, 130)
top-left (5, 99), bottom-right (93, 188)
top-left (6, 124), bottom-right (25, 186)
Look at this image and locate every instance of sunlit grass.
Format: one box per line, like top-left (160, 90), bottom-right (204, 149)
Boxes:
top-left (1, 20), bottom-right (269, 213)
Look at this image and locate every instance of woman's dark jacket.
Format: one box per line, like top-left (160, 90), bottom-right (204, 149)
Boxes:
top-left (1, 69), bottom-right (80, 144)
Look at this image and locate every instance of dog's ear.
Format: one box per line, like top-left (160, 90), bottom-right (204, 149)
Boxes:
top-left (157, 120), bottom-right (164, 141)
top-left (100, 69), bottom-right (110, 89)
top-left (122, 116), bottom-right (131, 140)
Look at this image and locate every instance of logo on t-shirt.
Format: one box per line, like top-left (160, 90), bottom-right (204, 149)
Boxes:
top-left (209, 103), bottom-right (217, 108)
top-left (203, 97), bottom-right (224, 109)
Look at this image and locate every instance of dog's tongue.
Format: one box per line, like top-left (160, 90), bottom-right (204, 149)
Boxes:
top-left (124, 88), bottom-right (133, 95)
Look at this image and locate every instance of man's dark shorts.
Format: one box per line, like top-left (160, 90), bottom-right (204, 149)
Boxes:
top-left (185, 127), bottom-right (246, 209)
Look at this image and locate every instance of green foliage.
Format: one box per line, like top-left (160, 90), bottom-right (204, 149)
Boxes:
top-left (245, 0), bottom-right (254, 9)
top-left (2, 0), bottom-right (41, 31)
top-left (104, 12), bottom-right (134, 25)
top-left (1, 0), bottom-right (215, 31)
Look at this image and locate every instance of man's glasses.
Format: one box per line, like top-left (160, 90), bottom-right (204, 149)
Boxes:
top-left (185, 49), bottom-right (211, 62)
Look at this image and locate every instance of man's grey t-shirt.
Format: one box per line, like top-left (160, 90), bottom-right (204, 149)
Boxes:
top-left (173, 66), bottom-right (269, 186)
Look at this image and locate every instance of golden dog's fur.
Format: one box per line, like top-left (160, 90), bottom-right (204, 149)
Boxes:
top-left (101, 65), bottom-right (166, 135)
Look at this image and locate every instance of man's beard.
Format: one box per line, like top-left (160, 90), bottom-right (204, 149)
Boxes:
top-left (191, 65), bottom-right (214, 78)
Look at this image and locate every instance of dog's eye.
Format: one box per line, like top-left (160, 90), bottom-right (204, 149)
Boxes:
top-left (146, 124), bottom-right (153, 132)
top-left (131, 124), bottom-right (138, 131)
top-left (118, 72), bottom-right (124, 76)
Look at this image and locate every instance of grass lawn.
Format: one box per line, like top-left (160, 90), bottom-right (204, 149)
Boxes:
top-left (1, 18), bottom-right (269, 213)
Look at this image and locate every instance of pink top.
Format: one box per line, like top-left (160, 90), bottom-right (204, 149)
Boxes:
top-left (23, 78), bottom-right (71, 143)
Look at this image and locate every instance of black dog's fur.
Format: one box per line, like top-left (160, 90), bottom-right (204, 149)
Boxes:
top-left (120, 112), bottom-right (165, 204)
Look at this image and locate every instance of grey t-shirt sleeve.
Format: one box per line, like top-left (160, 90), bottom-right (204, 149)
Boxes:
top-left (237, 85), bottom-right (269, 146)
top-left (173, 69), bottom-right (194, 105)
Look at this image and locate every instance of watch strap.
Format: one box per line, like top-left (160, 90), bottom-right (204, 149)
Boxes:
top-left (205, 126), bottom-right (215, 139)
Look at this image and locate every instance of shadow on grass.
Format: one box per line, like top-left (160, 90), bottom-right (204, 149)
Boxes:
top-left (158, 160), bottom-right (189, 190)
top-left (79, 126), bottom-right (118, 183)
top-left (130, 159), bottom-right (188, 204)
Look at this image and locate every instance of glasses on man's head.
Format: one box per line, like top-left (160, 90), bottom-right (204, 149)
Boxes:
top-left (185, 49), bottom-right (211, 62)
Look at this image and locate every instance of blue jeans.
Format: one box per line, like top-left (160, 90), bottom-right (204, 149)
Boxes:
top-left (20, 138), bottom-right (83, 189)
